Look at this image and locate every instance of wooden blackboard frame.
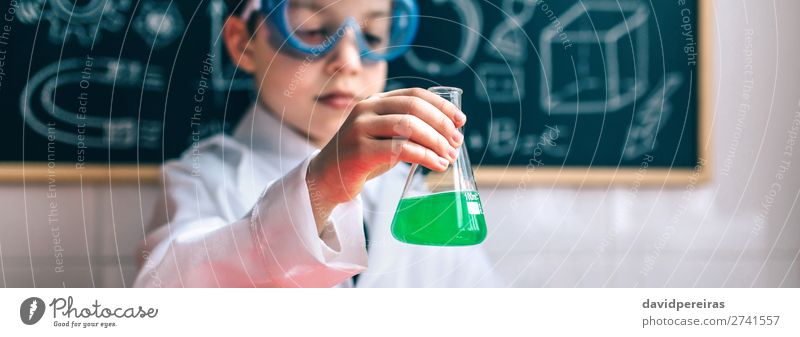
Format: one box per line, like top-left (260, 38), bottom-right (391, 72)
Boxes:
top-left (0, 164), bottom-right (160, 183)
top-left (2, 1), bottom-right (713, 186)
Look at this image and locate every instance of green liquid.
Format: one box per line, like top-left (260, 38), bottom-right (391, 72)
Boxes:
top-left (391, 190), bottom-right (487, 246)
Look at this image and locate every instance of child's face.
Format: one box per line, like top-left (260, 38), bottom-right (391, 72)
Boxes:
top-left (227, 0), bottom-right (393, 147)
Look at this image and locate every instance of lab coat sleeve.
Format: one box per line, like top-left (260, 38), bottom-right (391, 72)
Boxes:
top-left (133, 153), bottom-right (368, 288)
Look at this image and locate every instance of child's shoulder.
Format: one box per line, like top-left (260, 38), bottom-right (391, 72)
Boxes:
top-left (162, 133), bottom-right (250, 179)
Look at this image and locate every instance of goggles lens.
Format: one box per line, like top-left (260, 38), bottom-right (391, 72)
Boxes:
top-left (262, 0), bottom-right (418, 61)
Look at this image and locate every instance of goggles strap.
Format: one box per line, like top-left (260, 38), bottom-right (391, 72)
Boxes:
top-left (239, 0), bottom-right (261, 20)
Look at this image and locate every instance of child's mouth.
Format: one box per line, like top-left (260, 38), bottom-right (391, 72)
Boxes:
top-left (316, 91), bottom-right (357, 110)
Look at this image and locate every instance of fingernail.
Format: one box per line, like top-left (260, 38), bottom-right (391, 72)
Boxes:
top-left (448, 147), bottom-right (458, 161)
top-left (456, 111), bottom-right (467, 123)
top-left (451, 131), bottom-right (463, 145)
top-left (439, 157), bottom-right (450, 168)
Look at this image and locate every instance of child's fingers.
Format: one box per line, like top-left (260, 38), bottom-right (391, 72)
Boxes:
top-left (374, 138), bottom-right (450, 172)
top-left (367, 96), bottom-right (463, 149)
top-left (377, 88), bottom-right (467, 128)
top-left (364, 114), bottom-right (456, 162)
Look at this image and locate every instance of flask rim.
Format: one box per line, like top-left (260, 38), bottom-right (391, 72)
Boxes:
top-left (427, 86), bottom-right (463, 96)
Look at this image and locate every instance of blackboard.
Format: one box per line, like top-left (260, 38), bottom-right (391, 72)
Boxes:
top-left (0, 0), bottom-right (251, 182)
top-left (1, 0), bottom-right (711, 185)
top-left (388, 0), bottom-right (712, 186)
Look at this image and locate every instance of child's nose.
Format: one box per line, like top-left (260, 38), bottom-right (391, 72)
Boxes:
top-left (324, 29), bottom-right (363, 76)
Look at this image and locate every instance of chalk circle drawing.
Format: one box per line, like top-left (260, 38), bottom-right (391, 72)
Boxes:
top-left (16, 0), bottom-right (132, 46)
top-left (134, 1), bottom-right (185, 49)
top-left (404, 0), bottom-right (483, 76)
top-left (20, 58), bottom-right (164, 149)
top-left (540, 1), bottom-right (650, 114)
top-left (484, 0), bottom-right (538, 64)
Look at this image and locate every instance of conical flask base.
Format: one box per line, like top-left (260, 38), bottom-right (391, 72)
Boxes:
top-left (392, 190), bottom-right (487, 246)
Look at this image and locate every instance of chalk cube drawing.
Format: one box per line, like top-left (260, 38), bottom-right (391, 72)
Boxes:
top-left (539, 1), bottom-right (649, 114)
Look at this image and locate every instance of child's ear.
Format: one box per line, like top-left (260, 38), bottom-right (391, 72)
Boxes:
top-left (223, 16), bottom-right (258, 74)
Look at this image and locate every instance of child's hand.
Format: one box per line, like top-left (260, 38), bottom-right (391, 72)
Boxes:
top-left (306, 88), bottom-right (466, 231)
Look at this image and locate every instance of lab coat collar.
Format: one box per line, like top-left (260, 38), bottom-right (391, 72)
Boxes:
top-left (233, 101), bottom-right (319, 163)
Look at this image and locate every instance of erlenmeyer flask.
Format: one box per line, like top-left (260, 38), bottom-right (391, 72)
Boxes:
top-left (390, 86), bottom-right (487, 246)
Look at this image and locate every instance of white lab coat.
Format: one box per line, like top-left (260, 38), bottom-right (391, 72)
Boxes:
top-left (133, 102), bottom-right (500, 287)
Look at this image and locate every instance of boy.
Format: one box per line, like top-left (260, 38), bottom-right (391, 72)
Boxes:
top-left (134, 0), bottom-right (499, 287)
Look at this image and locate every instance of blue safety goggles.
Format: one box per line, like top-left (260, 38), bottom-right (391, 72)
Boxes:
top-left (241, 0), bottom-right (419, 62)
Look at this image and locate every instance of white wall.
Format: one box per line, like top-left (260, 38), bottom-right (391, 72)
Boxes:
top-left (1, 0), bottom-right (798, 287)
top-left (1, 184), bottom-right (152, 287)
